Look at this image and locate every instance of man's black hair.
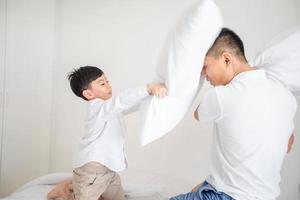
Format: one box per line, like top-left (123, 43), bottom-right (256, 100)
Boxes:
top-left (207, 27), bottom-right (247, 62)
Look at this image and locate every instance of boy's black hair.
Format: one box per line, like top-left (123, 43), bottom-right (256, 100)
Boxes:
top-left (67, 66), bottom-right (104, 101)
top-left (207, 27), bottom-right (247, 62)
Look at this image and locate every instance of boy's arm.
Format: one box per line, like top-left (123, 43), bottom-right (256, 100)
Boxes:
top-left (123, 83), bottom-right (168, 115)
top-left (123, 102), bottom-right (142, 115)
top-left (93, 86), bottom-right (148, 120)
top-left (93, 83), bottom-right (168, 120)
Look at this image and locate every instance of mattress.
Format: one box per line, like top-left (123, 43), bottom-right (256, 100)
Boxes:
top-left (1, 171), bottom-right (195, 200)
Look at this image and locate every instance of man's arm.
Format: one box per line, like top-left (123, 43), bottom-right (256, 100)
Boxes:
top-left (194, 88), bottom-right (221, 122)
top-left (194, 105), bottom-right (200, 121)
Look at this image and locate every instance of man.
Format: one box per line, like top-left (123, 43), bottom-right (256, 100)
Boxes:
top-left (171, 28), bottom-right (297, 200)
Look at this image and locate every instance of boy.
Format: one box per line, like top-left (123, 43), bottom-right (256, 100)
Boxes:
top-left (48, 66), bottom-right (168, 200)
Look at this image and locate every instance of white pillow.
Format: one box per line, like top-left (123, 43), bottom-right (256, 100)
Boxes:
top-left (250, 30), bottom-right (300, 95)
top-left (139, 0), bottom-right (223, 146)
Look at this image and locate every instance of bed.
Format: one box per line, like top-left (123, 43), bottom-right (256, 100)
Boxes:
top-left (1, 169), bottom-right (196, 200)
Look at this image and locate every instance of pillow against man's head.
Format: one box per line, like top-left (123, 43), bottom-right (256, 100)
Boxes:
top-left (250, 30), bottom-right (300, 95)
top-left (139, 0), bottom-right (223, 146)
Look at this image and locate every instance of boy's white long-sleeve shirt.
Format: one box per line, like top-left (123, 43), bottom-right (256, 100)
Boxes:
top-left (73, 86), bottom-right (149, 172)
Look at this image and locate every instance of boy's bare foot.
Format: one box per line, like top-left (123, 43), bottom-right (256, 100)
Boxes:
top-left (47, 180), bottom-right (72, 200)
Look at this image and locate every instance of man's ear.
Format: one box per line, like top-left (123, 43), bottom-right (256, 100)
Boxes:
top-left (82, 89), bottom-right (94, 100)
top-left (222, 52), bottom-right (232, 66)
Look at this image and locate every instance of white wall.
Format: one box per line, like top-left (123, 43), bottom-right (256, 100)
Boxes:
top-left (0, 0), bottom-right (55, 197)
top-left (49, 0), bottom-right (300, 198)
top-left (0, 0), bottom-right (299, 198)
top-left (0, 0), bottom-right (6, 195)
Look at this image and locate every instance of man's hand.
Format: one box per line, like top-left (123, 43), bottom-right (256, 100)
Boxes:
top-left (287, 134), bottom-right (295, 153)
top-left (194, 105), bottom-right (200, 121)
top-left (147, 83), bottom-right (168, 98)
top-left (191, 182), bottom-right (204, 193)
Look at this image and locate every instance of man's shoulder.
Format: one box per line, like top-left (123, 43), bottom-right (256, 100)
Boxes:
top-left (213, 84), bottom-right (237, 99)
top-left (271, 82), bottom-right (298, 110)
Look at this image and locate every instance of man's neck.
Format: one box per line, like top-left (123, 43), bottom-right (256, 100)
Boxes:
top-left (233, 62), bottom-right (255, 77)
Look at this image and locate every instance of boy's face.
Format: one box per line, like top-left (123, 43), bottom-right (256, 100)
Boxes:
top-left (84, 74), bottom-right (112, 100)
top-left (201, 54), bottom-right (233, 86)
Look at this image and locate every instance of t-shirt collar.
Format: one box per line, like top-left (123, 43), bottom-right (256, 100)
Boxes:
top-left (231, 69), bottom-right (266, 82)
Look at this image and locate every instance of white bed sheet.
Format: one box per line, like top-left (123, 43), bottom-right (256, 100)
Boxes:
top-left (1, 171), bottom-right (194, 200)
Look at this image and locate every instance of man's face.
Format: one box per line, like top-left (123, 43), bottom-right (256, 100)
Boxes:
top-left (201, 55), bottom-right (229, 86)
top-left (87, 74), bottom-right (112, 100)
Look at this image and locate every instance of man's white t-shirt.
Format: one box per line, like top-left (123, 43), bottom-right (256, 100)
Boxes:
top-left (197, 70), bottom-right (297, 200)
top-left (73, 86), bottom-right (149, 172)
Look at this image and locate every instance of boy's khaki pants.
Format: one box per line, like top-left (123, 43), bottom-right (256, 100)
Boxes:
top-left (72, 162), bottom-right (126, 200)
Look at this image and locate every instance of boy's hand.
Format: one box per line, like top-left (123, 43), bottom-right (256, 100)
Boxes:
top-left (147, 83), bottom-right (168, 98)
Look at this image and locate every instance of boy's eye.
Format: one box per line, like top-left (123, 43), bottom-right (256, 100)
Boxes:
top-left (99, 81), bottom-right (109, 85)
